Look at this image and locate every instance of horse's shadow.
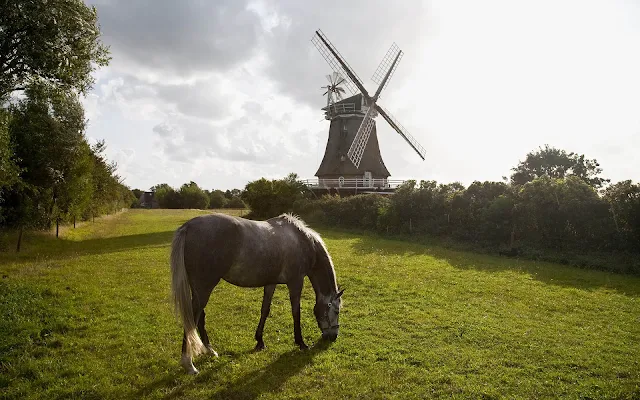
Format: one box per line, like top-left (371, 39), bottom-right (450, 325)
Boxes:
top-left (137, 340), bottom-right (330, 400)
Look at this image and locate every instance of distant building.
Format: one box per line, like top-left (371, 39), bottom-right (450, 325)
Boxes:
top-left (139, 191), bottom-right (159, 209)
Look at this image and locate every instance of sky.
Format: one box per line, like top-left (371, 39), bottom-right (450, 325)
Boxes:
top-left (81, 0), bottom-right (640, 191)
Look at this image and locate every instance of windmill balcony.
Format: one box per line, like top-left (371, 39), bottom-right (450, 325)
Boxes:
top-left (301, 178), bottom-right (406, 190)
top-left (323, 102), bottom-right (361, 120)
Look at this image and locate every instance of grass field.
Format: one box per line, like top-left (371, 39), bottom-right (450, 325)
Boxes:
top-left (1, 209), bottom-right (639, 399)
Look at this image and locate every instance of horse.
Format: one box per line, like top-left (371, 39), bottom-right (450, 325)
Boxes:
top-left (169, 212), bottom-right (344, 374)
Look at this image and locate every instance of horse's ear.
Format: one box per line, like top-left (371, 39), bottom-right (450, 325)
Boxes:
top-left (336, 288), bottom-right (345, 298)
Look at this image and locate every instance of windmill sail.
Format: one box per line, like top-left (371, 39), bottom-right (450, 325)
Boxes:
top-left (376, 105), bottom-right (426, 160)
top-left (311, 30), bottom-right (369, 97)
top-left (347, 106), bottom-right (377, 168)
top-left (371, 43), bottom-right (403, 97)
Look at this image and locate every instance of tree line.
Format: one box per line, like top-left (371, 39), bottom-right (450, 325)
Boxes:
top-left (241, 147), bottom-right (640, 275)
top-left (0, 0), bottom-right (134, 249)
top-left (132, 182), bottom-right (246, 210)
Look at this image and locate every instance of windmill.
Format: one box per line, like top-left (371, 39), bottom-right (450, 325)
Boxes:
top-left (310, 29), bottom-right (426, 191)
top-left (321, 71), bottom-right (347, 107)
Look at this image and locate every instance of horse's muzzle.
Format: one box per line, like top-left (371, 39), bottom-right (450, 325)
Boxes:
top-left (322, 330), bottom-right (339, 342)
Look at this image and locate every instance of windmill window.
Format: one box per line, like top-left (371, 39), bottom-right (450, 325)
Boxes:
top-left (342, 123), bottom-right (348, 132)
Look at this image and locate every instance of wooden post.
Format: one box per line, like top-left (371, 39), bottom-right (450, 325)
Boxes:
top-left (409, 218), bottom-right (412, 234)
top-left (16, 227), bottom-right (23, 252)
top-left (56, 218), bottom-right (59, 238)
top-left (74, 216), bottom-right (76, 228)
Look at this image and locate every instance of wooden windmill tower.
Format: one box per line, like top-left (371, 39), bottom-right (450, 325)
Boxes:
top-left (310, 29), bottom-right (426, 192)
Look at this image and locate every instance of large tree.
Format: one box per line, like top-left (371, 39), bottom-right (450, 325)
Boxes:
top-left (510, 145), bottom-right (609, 189)
top-left (4, 81), bottom-right (93, 229)
top-left (0, 0), bottom-right (111, 98)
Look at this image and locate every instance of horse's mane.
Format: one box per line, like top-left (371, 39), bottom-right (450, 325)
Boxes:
top-left (278, 213), bottom-right (319, 240)
top-left (278, 213), bottom-right (339, 292)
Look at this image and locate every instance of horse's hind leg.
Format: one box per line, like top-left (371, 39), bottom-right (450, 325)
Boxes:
top-left (198, 310), bottom-right (218, 356)
top-left (180, 282), bottom-right (218, 374)
top-left (254, 284), bottom-right (276, 351)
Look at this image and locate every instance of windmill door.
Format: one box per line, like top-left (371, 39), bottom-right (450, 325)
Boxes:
top-left (364, 171), bottom-right (372, 187)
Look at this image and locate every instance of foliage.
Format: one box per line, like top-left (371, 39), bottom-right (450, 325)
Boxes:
top-left (224, 195), bottom-right (246, 209)
top-left (291, 147), bottom-right (639, 275)
top-left (295, 194), bottom-right (391, 231)
top-left (510, 144), bottom-right (609, 188)
top-left (242, 173), bottom-right (310, 219)
top-left (208, 189), bottom-right (227, 208)
top-left (0, 0), bottom-right (111, 98)
top-left (603, 180), bottom-right (640, 251)
top-left (179, 181), bottom-right (209, 209)
top-left (0, 85), bottom-right (133, 235)
top-left (0, 108), bottom-right (20, 198)
top-left (0, 209), bottom-right (638, 398)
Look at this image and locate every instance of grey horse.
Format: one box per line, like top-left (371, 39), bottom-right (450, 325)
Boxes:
top-left (170, 212), bottom-right (344, 374)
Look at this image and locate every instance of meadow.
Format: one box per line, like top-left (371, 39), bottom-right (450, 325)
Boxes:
top-left (1, 209), bottom-right (638, 399)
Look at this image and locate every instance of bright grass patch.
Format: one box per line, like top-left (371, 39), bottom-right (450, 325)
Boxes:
top-left (0, 209), bottom-right (639, 399)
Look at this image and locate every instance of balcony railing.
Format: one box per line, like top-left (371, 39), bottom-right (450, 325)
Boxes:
top-left (324, 103), bottom-right (361, 119)
top-left (300, 178), bottom-right (407, 190)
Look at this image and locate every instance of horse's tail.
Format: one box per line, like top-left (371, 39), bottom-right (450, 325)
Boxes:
top-left (170, 224), bottom-right (206, 357)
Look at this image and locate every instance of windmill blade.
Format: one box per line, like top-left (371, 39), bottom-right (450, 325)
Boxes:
top-left (376, 105), bottom-right (426, 160)
top-left (347, 106), bottom-right (377, 168)
top-left (371, 42), bottom-right (403, 98)
top-left (311, 29), bottom-right (370, 98)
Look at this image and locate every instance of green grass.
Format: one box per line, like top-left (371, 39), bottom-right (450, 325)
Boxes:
top-left (1, 209), bottom-right (639, 399)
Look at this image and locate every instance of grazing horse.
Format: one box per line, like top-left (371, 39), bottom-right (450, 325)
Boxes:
top-left (170, 212), bottom-right (344, 374)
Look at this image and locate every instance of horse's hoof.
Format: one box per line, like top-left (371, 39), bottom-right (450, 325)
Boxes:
top-left (254, 342), bottom-right (266, 352)
top-left (205, 344), bottom-right (218, 357)
top-left (187, 367), bottom-right (199, 375)
top-left (298, 343), bottom-right (309, 351)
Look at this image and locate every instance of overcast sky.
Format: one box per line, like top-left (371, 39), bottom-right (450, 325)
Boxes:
top-left (82, 0), bottom-right (640, 191)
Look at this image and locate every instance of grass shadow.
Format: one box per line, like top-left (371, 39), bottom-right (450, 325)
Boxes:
top-left (319, 229), bottom-right (640, 297)
top-left (135, 340), bottom-right (330, 400)
top-left (0, 230), bottom-right (176, 269)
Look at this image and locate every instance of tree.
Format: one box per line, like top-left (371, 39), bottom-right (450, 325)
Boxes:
top-left (510, 145), bottom-right (609, 189)
top-left (208, 190), bottom-right (227, 209)
top-left (0, 108), bottom-right (20, 198)
top-left (603, 180), bottom-right (640, 250)
top-left (241, 173), bottom-right (309, 219)
top-left (225, 196), bottom-right (246, 209)
top-left (0, 0), bottom-right (111, 98)
top-left (3, 82), bottom-right (92, 229)
top-left (180, 181), bottom-right (209, 209)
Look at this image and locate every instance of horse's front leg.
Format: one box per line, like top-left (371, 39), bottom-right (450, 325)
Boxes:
top-left (254, 284), bottom-right (276, 351)
top-left (287, 280), bottom-right (308, 350)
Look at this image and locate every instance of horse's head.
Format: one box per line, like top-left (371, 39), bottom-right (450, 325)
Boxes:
top-left (314, 287), bottom-right (344, 342)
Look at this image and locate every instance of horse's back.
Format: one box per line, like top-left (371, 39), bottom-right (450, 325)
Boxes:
top-left (180, 213), bottom-right (315, 288)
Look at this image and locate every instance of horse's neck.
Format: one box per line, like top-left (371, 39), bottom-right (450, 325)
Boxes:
top-left (308, 253), bottom-right (337, 301)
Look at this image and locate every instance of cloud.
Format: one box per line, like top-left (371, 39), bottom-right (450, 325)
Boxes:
top-left (89, 0), bottom-right (262, 80)
top-left (254, 0), bottom-right (429, 108)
